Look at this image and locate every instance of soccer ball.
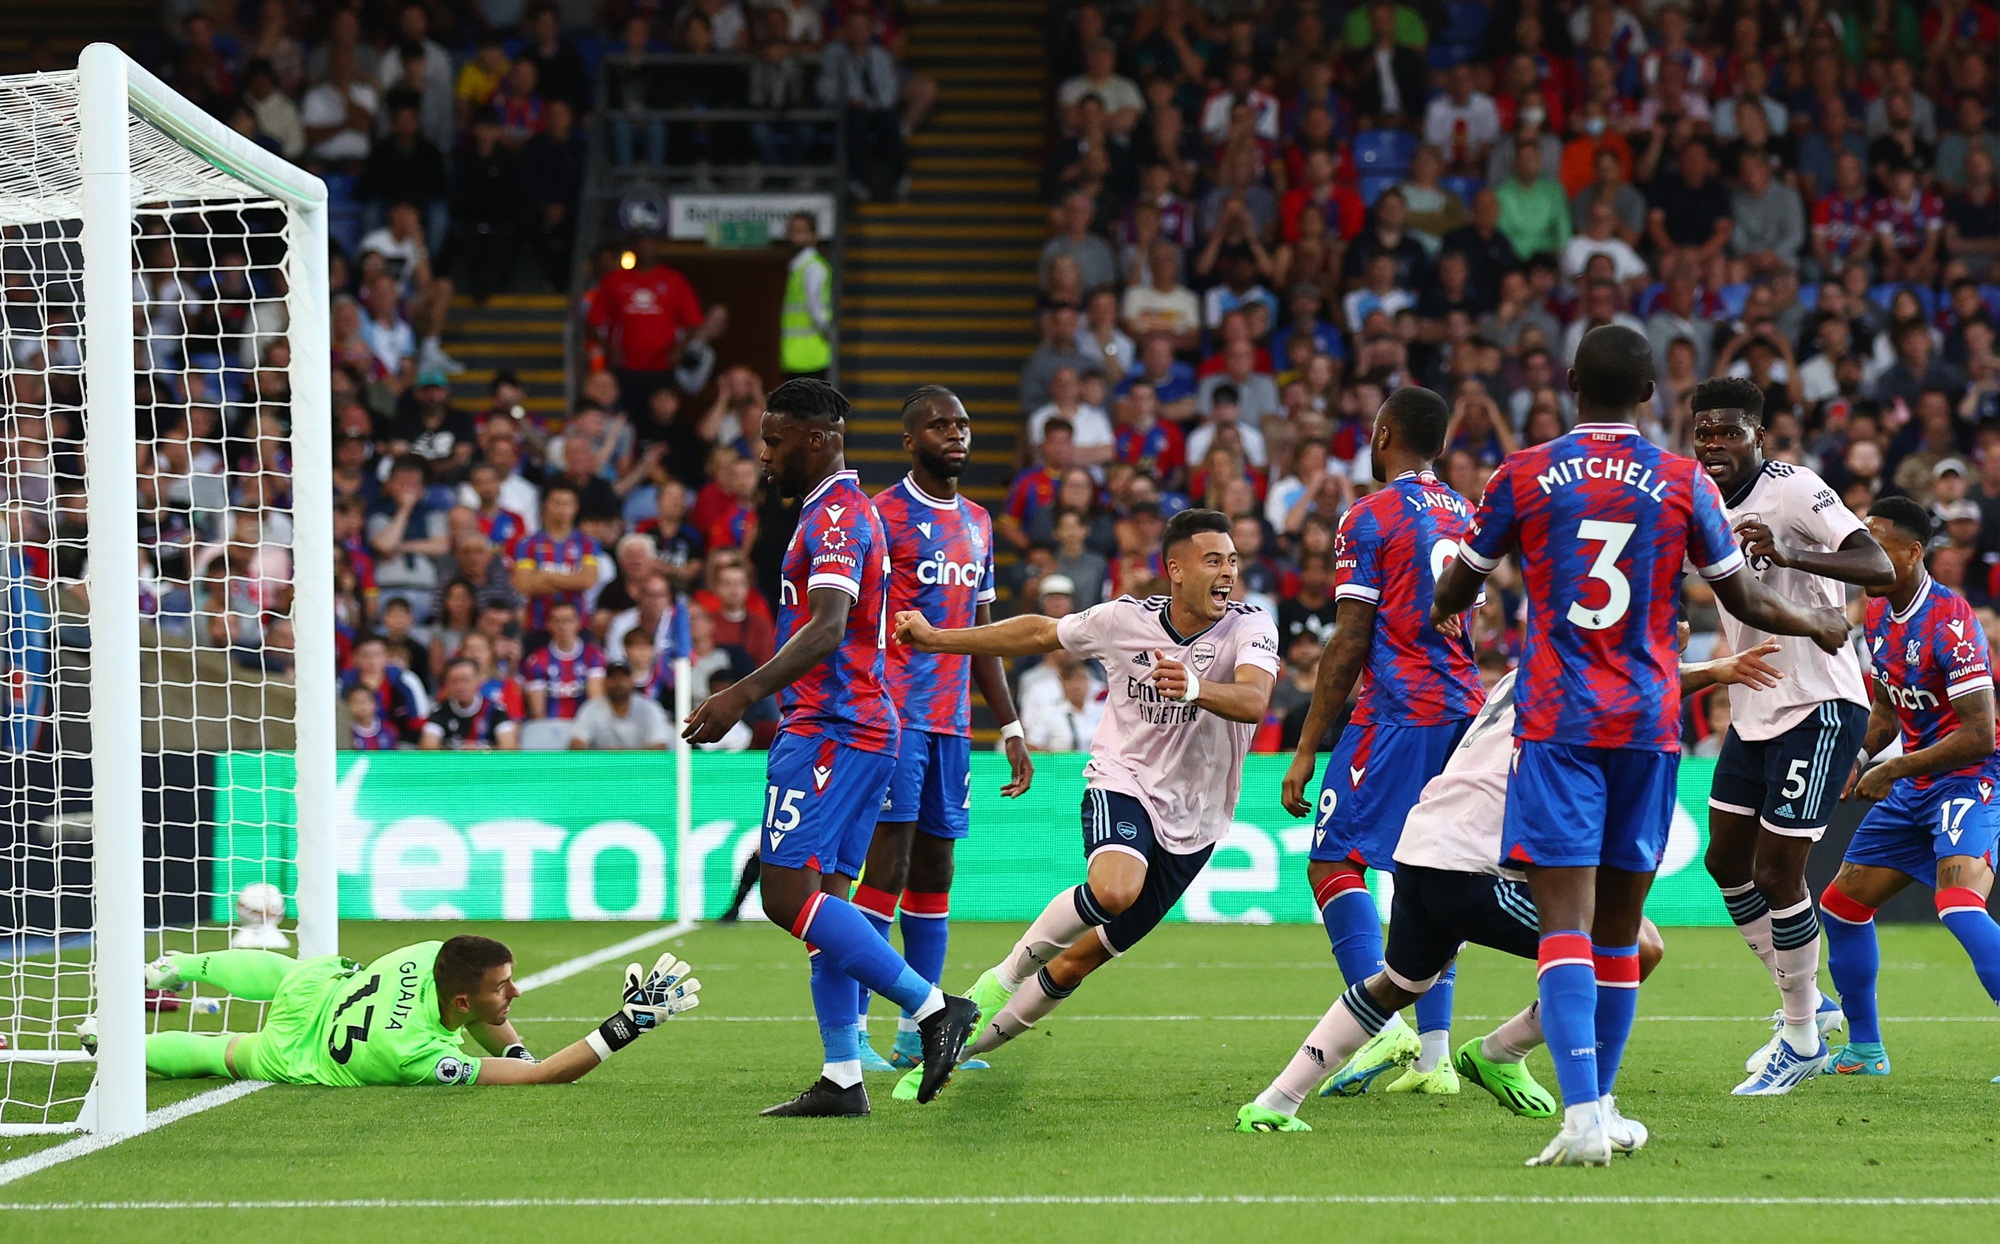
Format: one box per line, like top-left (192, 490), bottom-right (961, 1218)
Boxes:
top-left (230, 883), bottom-right (290, 949)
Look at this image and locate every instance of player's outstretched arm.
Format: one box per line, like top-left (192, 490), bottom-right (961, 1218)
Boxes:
top-left (1148, 654), bottom-right (1275, 724)
top-left (1707, 570), bottom-right (1851, 653)
top-left (1280, 599), bottom-right (1375, 816)
top-left (1733, 524), bottom-right (1895, 589)
top-left (1678, 640), bottom-right (1783, 695)
top-left (476, 954), bottom-right (701, 1085)
top-left (896, 609), bottom-right (1063, 657)
top-left (1849, 687), bottom-right (1996, 803)
top-left (970, 602), bottom-right (1035, 797)
top-left (684, 586), bottom-right (851, 744)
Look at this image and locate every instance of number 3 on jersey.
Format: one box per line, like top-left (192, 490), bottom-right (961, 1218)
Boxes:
top-left (1568, 520), bottom-right (1635, 631)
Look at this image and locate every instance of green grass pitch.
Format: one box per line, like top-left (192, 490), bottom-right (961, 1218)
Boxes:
top-left (3, 920), bottom-right (1998, 1242)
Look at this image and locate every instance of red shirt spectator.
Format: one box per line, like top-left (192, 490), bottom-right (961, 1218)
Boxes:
top-left (587, 242), bottom-right (706, 372)
top-left (1279, 150), bottom-right (1366, 244)
top-left (700, 562), bottom-right (776, 664)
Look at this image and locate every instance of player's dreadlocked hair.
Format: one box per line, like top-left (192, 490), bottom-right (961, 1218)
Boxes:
top-left (1381, 386), bottom-right (1451, 458)
top-left (1868, 495), bottom-right (1933, 548)
top-left (900, 385), bottom-right (959, 429)
top-left (1690, 375), bottom-right (1766, 424)
top-left (435, 935), bottom-right (514, 1000)
top-left (767, 376), bottom-right (850, 425)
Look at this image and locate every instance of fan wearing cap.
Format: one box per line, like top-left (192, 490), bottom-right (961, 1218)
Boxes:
top-left (1927, 457), bottom-right (1974, 538)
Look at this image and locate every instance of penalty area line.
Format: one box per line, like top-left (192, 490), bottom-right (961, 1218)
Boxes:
top-left (0, 919), bottom-right (698, 1191)
top-left (7, 1194), bottom-right (2000, 1211)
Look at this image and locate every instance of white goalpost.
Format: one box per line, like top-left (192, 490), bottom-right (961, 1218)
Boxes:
top-left (0, 45), bottom-right (332, 1136)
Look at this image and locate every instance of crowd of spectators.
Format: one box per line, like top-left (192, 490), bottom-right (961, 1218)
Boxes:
top-left (56, 0), bottom-right (927, 753)
top-left (1001, 0), bottom-right (2000, 754)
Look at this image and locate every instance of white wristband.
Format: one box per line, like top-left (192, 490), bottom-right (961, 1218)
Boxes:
top-left (999, 721), bottom-right (1025, 743)
top-left (585, 1030), bottom-right (615, 1062)
top-left (1177, 674), bottom-right (1201, 704)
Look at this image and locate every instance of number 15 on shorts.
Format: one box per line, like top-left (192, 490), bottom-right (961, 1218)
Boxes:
top-left (765, 784), bottom-right (804, 849)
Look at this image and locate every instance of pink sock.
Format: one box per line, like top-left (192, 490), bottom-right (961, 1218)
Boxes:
top-left (970, 968), bottom-right (1074, 1056)
top-left (1255, 991), bottom-right (1374, 1112)
top-left (1481, 1001), bottom-right (1543, 1062)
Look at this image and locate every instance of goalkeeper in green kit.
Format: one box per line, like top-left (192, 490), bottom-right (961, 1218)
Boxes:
top-left (79, 936), bottom-right (700, 1086)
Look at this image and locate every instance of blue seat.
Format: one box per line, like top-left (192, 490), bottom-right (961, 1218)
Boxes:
top-left (1427, 43), bottom-right (1470, 70)
top-left (1359, 173), bottom-right (1401, 206)
top-left (1353, 129), bottom-right (1417, 175)
top-left (1634, 281), bottom-right (1666, 318)
top-left (1980, 284), bottom-right (2000, 319)
top-left (1716, 282), bottom-right (1750, 320)
top-left (1796, 283), bottom-right (1820, 313)
top-left (1439, 175), bottom-right (1484, 203)
top-left (1442, 0), bottom-right (1492, 47)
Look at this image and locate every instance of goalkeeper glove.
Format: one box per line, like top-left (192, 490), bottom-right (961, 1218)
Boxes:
top-left (586, 953), bottom-right (701, 1060)
top-left (501, 1043), bottom-right (536, 1063)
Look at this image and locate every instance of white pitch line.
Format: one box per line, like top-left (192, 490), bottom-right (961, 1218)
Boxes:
top-left (512, 920), bottom-right (697, 992)
top-left (0, 919), bottom-right (699, 1191)
top-left (5, 1194), bottom-right (2000, 1211)
top-left (0, 1081), bottom-right (270, 1190)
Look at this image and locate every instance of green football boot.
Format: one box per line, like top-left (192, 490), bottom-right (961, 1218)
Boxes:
top-left (1235, 1102), bottom-right (1311, 1132)
top-left (1383, 1060), bottom-right (1461, 1095)
top-left (1453, 1038), bottom-right (1556, 1118)
top-left (1318, 1016), bottom-right (1420, 1096)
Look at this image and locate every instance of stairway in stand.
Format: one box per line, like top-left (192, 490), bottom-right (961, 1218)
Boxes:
top-left (836, 0), bottom-right (1047, 523)
top-left (445, 293), bottom-right (569, 426)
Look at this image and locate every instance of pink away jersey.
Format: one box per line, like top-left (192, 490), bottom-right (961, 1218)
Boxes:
top-left (1055, 596), bottom-right (1281, 852)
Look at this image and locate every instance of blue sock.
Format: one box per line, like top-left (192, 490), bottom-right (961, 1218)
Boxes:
top-left (899, 889), bottom-right (951, 1004)
top-left (851, 884), bottom-right (898, 1019)
top-left (1316, 875), bottom-right (1383, 987)
top-left (799, 892), bottom-right (934, 1014)
top-left (1414, 961), bottom-right (1456, 1037)
top-left (1937, 888), bottom-right (2000, 1004)
top-left (1821, 890), bottom-right (1882, 1044)
top-left (808, 951), bottom-right (860, 1067)
top-left (1591, 943), bottom-right (1641, 1097)
top-left (1536, 931), bottom-right (1599, 1108)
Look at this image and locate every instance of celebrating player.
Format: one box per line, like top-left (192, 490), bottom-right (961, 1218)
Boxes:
top-left (889, 508), bottom-right (1279, 1100)
top-left (681, 377), bottom-right (978, 1118)
top-left (84, 936), bottom-right (698, 1086)
top-left (1688, 377), bottom-right (1893, 1096)
top-left (1278, 386), bottom-right (1485, 1098)
top-left (1821, 498), bottom-right (2000, 1080)
top-left (854, 386), bottom-right (1034, 1073)
top-left (1431, 324), bottom-right (1851, 1166)
top-left (1237, 632), bottom-right (1785, 1134)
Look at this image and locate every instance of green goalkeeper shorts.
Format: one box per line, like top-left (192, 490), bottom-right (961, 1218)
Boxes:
top-left (236, 954), bottom-right (359, 1084)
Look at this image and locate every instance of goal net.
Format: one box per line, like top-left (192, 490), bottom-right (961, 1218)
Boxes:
top-left (0, 46), bottom-right (333, 1136)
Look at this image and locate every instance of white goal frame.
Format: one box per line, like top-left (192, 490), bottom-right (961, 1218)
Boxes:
top-left (21, 44), bottom-right (335, 1137)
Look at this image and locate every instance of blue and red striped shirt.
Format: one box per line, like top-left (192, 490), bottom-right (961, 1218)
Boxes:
top-left (522, 640), bottom-right (606, 720)
top-left (1334, 470), bottom-right (1485, 728)
top-left (1461, 424), bottom-right (1743, 751)
top-left (874, 475), bottom-right (997, 738)
top-left (513, 528), bottom-right (602, 632)
top-left (778, 470), bottom-right (900, 755)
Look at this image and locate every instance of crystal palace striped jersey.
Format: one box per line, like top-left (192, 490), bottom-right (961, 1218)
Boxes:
top-left (777, 470), bottom-right (900, 755)
top-left (874, 475), bottom-right (996, 738)
top-left (1864, 575), bottom-right (2000, 790)
top-left (1460, 423), bottom-right (1743, 751)
top-left (1333, 469), bottom-right (1485, 728)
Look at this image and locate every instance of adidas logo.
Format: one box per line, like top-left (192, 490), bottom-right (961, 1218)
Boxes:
top-left (1305, 1044), bottom-right (1326, 1067)
top-left (1774, 803), bottom-right (1796, 820)
top-left (1133, 652), bottom-right (1151, 667)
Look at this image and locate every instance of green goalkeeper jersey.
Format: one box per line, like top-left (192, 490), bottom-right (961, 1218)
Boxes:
top-left (251, 941), bottom-right (480, 1087)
